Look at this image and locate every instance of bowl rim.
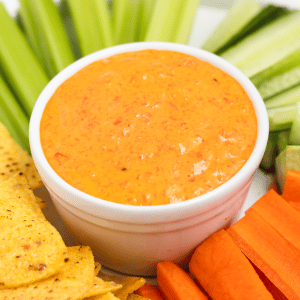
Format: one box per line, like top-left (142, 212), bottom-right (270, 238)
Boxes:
top-left (29, 41), bottom-right (269, 224)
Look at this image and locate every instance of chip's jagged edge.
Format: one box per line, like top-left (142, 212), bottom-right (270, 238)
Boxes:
top-left (0, 122), bottom-right (43, 190)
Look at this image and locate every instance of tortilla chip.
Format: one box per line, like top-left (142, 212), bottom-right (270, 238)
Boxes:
top-left (87, 291), bottom-right (120, 300)
top-left (127, 294), bottom-right (149, 300)
top-left (98, 273), bottom-right (145, 300)
top-left (0, 123), bottom-right (42, 189)
top-left (0, 174), bottom-right (45, 226)
top-left (94, 261), bottom-right (101, 276)
top-left (83, 276), bottom-right (122, 298)
top-left (0, 219), bottom-right (67, 289)
top-left (0, 246), bottom-right (95, 299)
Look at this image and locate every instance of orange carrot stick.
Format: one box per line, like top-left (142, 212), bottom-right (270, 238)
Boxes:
top-left (157, 261), bottom-right (208, 300)
top-left (251, 262), bottom-right (288, 300)
top-left (227, 210), bottom-right (300, 300)
top-left (281, 170), bottom-right (300, 212)
top-left (189, 229), bottom-right (273, 300)
top-left (134, 283), bottom-right (165, 300)
top-left (247, 189), bottom-right (300, 252)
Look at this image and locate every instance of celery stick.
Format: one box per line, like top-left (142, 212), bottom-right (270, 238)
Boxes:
top-left (29, 0), bottom-right (75, 74)
top-left (66, 0), bottom-right (103, 56)
top-left (289, 102), bottom-right (300, 145)
top-left (251, 48), bottom-right (300, 87)
top-left (0, 113), bottom-right (23, 151)
top-left (277, 130), bottom-right (290, 153)
top-left (124, 0), bottom-right (142, 43)
top-left (173, 0), bottom-right (201, 45)
top-left (217, 6), bottom-right (288, 55)
top-left (112, 0), bottom-right (128, 44)
top-left (59, 0), bottom-right (81, 59)
top-left (268, 104), bottom-right (296, 132)
top-left (19, 0), bottom-right (56, 78)
top-left (260, 131), bottom-right (278, 170)
top-left (92, 0), bottom-right (114, 47)
top-left (145, 0), bottom-right (183, 42)
top-left (112, 0), bottom-right (141, 44)
top-left (15, 12), bottom-right (26, 33)
top-left (257, 66), bottom-right (300, 100)
top-left (0, 75), bottom-right (29, 152)
top-left (202, 0), bottom-right (262, 53)
top-left (0, 3), bottom-right (49, 116)
top-left (138, 0), bottom-right (156, 41)
top-left (221, 12), bottom-right (300, 78)
top-left (264, 84), bottom-right (300, 109)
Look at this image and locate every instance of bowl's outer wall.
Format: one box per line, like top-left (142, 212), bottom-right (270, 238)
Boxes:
top-left (47, 175), bottom-right (253, 276)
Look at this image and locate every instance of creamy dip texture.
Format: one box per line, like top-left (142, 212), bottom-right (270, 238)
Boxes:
top-left (40, 50), bottom-right (257, 206)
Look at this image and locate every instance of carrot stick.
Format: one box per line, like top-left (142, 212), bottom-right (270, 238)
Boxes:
top-left (281, 170), bottom-right (300, 212)
top-left (251, 262), bottom-right (288, 300)
top-left (227, 210), bottom-right (300, 300)
top-left (134, 283), bottom-right (165, 300)
top-left (247, 189), bottom-right (300, 252)
top-left (157, 261), bottom-right (208, 300)
top-left (189, 229), bottom-right (273, 300)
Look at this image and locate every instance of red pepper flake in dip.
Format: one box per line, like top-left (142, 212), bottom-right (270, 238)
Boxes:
top-left (40, 50), bottom-right (257, 206)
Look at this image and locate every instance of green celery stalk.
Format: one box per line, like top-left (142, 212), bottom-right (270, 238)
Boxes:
top-left (216, 5), bottom-right (288, 55)
top-left (15, 12), bottom-right (26, 33)
top-left (251, 48), bottom-right (300, 87)
top-left (28, 0), bottom-right (75, 74)
top-left (173, 0), bottom-right (201, 45)
top-left (221, 11), bottom-right (300, 78)
top-left (257, 66), bottom-right (300, 100)
top-left (202, 0), bottom-right (262, 53)
top-left (92, 0), bottom-right (114, 47)
top-left (138, 0), bottom-right (156, 41)
top-left (112, 0), bottom-right (128, 44)
top-left (145, 0), bottom-right (183, 42)
top-left (289, 102), bottom-right (300, 145)
top-left (264, 84), bottom-right (300, 109)
top-left (0, 109), bottom-right (23, 150)
top-left (66, 0), bottom-right (103, 56)
top-left (0, 75), bottom-right (29, 152)
top-left (19, 0), bottom-right (56, 78)
top-left (277, 130), bottom-right (290, 152)
top-left (59, 0), bottom-right (81, 59)
top-left (0, 3), bottom-right (49, 116)
top-left (268, 104), bottom-right (296, 132)
top-left (260, 131), bottom-right (278, 170)
top-left (112, 0), bottom-right (141, 44)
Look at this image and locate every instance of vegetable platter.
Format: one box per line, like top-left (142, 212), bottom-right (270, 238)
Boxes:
top-left (1, 0), bottom-right (300, 287)
top-left (0, 0), bottom-right (272, 274)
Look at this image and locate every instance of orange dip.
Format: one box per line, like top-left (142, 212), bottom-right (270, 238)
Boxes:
top-left (40, 50), bottom-right (257, 206)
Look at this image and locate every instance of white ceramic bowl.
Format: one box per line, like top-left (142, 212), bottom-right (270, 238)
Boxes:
top-left (30, 42), bottom-right (269, 276)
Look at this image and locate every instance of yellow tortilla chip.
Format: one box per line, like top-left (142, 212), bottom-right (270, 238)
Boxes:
top-left (127, 294), bottom-right (149, 300)
top-left (83, 276), bottom-right (122, 298)
top-left (87, 291), bottom-right (120, 300)
top-left (94, 261), bottom-right (101, 276)
top-left (0, 174), bottom-right (45, 226)
top-left (0, 246), bottom-right (95, 299)
top-left (98, 273), bottom-right (145, 300)
top-left (0, 123), bottom-right (42, 189)
top-left (0, 220), bottom-right (67, 289)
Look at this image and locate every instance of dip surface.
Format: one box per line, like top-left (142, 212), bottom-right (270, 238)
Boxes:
top-left (40, 50), bottom-right (257, 206)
